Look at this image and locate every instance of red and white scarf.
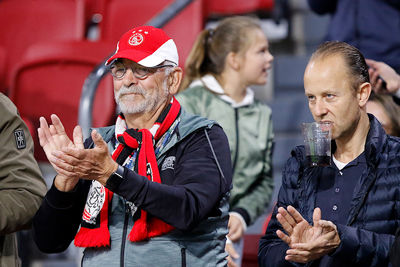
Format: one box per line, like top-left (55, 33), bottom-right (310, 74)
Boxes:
top-left (74, 97), bottom-right (181, 247)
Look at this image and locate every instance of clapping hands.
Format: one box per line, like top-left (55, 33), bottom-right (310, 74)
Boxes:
top-left (276, 206), bottom-right (341, 263)
top-left (38, 114), bottom-right (117, 191)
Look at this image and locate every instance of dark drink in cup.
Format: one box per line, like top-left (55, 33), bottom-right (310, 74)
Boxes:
top-left (302, 122), bottom-right (332, 167)
top-left (306, 155), bottom-right (331, 167)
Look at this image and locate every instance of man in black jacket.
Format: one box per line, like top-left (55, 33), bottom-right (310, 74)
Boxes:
top-left (258, 41), bottom-right (400, 266)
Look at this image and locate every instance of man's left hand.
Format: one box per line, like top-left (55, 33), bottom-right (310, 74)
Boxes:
top-left (49, 129), bottom-right (118, 185)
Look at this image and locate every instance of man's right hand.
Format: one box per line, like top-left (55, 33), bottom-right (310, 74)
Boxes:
top-left (38, 114), bottom-right (84, 191)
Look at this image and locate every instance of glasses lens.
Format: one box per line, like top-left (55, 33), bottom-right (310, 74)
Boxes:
top-left (134, 67), bottom-right (150, 79)
top-left (110, 63), bottom-right (173, 79)
top-left (110, 64), bottom-right (126, 79)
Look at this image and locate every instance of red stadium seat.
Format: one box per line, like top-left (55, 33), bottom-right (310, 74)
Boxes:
top-left (0, 46), bottom-right (6, 94)
top-left (0, 0), bottom-right (86, 93)
top-left (97, 0), bottom-right (205, 68)
top-left (83, 0), bottom-right (104, 26)
top-left (205, 0), bottom-right (274, 17)
top-left (9, 41), bottom-right (116, 161)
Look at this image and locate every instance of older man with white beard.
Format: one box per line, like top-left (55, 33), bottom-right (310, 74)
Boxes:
top-left (32, 25), bottom-right (233, 267)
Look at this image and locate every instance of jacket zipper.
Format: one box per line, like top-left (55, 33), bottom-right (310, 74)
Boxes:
top-left (181, 247), bottom-right (186, 267)
top-left (232, 108), bottom-right (239, 172)
top-left (120, 203), bottom-right (129, 267)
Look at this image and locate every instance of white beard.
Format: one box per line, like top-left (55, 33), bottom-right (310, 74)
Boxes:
top-left (115, 85), bottom-right (169, 115)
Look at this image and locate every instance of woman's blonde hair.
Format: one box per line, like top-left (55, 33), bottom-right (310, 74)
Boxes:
top-left (180, 16), bottom-right (262, 91)
top-left (368, 93), bottom-right (400, 136)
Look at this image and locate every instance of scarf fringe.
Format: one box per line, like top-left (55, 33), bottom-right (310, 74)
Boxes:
top-left (74, 224), bottom-right (111, 248)
top-left (129, 216), bottom-right (175, 242)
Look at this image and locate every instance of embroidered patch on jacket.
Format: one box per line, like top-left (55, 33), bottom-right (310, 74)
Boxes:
top-left (14, 129), bottom-right (26, 149)
top-left (161, 156), bottom-right (175, 171)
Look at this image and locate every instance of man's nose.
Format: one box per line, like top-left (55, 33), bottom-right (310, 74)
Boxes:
top-left (123, 67), bottom-right (139, 86)
top-left (314, 99), bottom-right (328, 117)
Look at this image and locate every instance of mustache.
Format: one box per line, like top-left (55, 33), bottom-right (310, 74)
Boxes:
top-left (117, 85), bottom-right (147, 96)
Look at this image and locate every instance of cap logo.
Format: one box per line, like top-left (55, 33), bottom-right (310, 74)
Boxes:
top-left (128, 33), bottom-right (144, 46)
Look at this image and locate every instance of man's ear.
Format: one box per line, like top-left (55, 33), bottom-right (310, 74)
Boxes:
top-left (358, 82), bottom-right (371, 108)
top-left (168, 67), bottom-right (183, 95)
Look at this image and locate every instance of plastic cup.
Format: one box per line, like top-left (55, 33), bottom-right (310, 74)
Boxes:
top-left (301, 122), bottom-right (332, 167)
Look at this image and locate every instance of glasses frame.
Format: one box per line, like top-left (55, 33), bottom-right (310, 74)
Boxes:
top-left (109, 61), bottom-right (175, 80)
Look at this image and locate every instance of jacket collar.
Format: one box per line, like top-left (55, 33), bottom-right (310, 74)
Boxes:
top-left (329, 114), bottom-right (386, 166)
top-left (364, 114), bottom-right (387, 166)
top-left (91, 109), bottom-right (216, 159)
top-left (190, 74), bottom-right (255, 108)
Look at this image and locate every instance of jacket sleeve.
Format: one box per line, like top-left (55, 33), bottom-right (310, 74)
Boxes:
top-left (0, 94), bottom-right (47, 235)
top-left (307, 0), bottom-right (337, 15)
top-left (233, 113), bottom-right (275, 225)
top-left (112, 125), bottom-right (233, 231)
top-left (258, 155), bottom-right (305, 267)
top-left (328, 223), bottom-right (394, 266)
top-left (32, 180), bottom-right (89, 253)
top-left (32, 137), bottom-right (93, 253)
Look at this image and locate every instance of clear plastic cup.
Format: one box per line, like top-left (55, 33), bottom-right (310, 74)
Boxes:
top-left (301, 122), bottom-right (332, 167)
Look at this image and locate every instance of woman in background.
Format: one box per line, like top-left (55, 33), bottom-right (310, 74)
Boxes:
top-left (176, 16), bottom-right (274, 267)
top-left (366, 92), bottom-right (400, 136)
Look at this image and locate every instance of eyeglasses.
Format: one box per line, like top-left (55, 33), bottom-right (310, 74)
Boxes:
top-left (109, 61), bottom-right (175, 80)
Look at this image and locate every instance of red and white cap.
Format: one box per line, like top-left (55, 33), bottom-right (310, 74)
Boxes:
top-left (105, 25), bottom-right (179, 67)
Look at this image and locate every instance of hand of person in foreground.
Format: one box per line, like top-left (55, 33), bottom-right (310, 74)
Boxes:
top-left (276, 206), bottom-right (341, 263)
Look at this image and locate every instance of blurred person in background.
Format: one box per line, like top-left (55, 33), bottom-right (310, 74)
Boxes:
top-left (307, 0), bottom-right (400, 72)
top-left (366, 92), bottom-right (400, 137)
top-left (176, 16), bottom-right (274, 267)
top-left (367, 59), bottom-right (400, 105)
top-left (32, 26), bottom-right (232, 267)
top-left (0, 93), bottom-right (47, 267)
